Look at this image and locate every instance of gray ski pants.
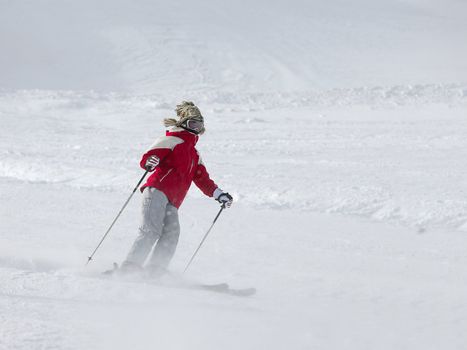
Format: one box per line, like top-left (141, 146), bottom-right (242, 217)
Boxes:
top-left (125, 187), bottom-right (180, 269)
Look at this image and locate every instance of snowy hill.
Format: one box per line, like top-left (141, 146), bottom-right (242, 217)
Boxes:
top-left (1, 0), bottom-right (467, 93)
top-left (1, 1), bottom-right (467, 349)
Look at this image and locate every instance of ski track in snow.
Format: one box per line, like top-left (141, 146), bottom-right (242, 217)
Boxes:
top-left (1, 179), bottom-right (467, 350)
top-left (1, 185), bottom-right (467, 349)
top-left (1, 87), bottom-right (467, 349)
top-left (1, 86), bottom-right (466, 230)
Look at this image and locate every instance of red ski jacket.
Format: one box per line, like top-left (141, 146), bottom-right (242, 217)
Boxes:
top-left (139, 128), bottom-right (218, 208)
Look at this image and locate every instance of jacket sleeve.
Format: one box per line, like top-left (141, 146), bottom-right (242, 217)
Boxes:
top-left (139, 136), bottom-right (184, 170)
top-left (193, 157), bottom-right (218, 197)
top-left (140, 148), bottom-right (171, 170)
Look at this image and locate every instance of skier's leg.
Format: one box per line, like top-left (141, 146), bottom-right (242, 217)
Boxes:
top-left (122, 188), bottom-right (169, 269)
top-left (147, 203), bottom-right (180, 272)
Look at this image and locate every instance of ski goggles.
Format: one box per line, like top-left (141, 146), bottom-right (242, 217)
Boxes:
top-left (185, 119), bottom-right (204, 133)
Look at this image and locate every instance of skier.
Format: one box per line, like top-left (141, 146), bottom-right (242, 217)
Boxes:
top-left (119, 101), bottom-right (233, 276)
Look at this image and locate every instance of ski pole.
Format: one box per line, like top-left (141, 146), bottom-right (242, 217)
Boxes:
top-left (86, 170), bottom-right (149, 265)
top-left (183, 204), bottom-right (226, 273)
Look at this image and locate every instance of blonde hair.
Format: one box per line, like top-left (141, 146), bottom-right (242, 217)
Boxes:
top-left (163, 101), bottom-right (205, 134)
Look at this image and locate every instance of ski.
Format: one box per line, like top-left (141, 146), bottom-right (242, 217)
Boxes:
top-left (196, 283), bottom-right (257, 297)
top-left (101, 264), bottom-right (256, 297)
top-left (102, 262), bottom-right (119, 275)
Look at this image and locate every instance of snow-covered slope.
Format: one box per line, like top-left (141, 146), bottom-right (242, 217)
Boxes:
top-left (1, 0), bottom-right (467, 93)
top-left (1, 87), bottom-right (467, 349)
top-left (1, 0), bottom-right (467, 349)
top-left (1, 86), bottom-right (466, 229)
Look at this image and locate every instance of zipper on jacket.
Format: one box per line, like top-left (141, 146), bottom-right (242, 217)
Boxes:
top-left (189, 160), bottom-right (194, 173)
top-left (159, 168), bottom-right (173, 182)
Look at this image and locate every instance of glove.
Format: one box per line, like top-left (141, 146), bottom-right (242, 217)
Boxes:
top-left (213, 188), bottom-right (233, 208)
top-left (145, 155), bottom-right (159, 171)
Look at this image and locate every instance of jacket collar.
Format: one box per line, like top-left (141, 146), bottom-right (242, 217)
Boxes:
top-left (166, 127), bottom-right (199, 146)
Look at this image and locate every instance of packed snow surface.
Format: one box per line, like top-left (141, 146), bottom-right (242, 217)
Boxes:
top-left (1, 0), bottom-right (467, 349)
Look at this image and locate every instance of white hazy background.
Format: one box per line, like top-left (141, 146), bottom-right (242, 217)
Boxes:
top-left (1, 0), bottom-right (467, 92)
top-left (1, 1), bottom-right (467, 349)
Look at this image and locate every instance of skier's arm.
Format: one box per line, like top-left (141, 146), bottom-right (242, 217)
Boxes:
top-left (193, 160), bottom-right (218, 197)
top-left (140, 148), bottom-right (171, 170)
top-left (194, 157), bottom-right (233, 207)
top-left (139, 136), bottom-right (184, 171)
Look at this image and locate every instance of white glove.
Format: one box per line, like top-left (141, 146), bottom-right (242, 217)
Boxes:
top-left (213, 188), bottom-right (233, 208)
top-left (145, 155), bottom-right (159, 171)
